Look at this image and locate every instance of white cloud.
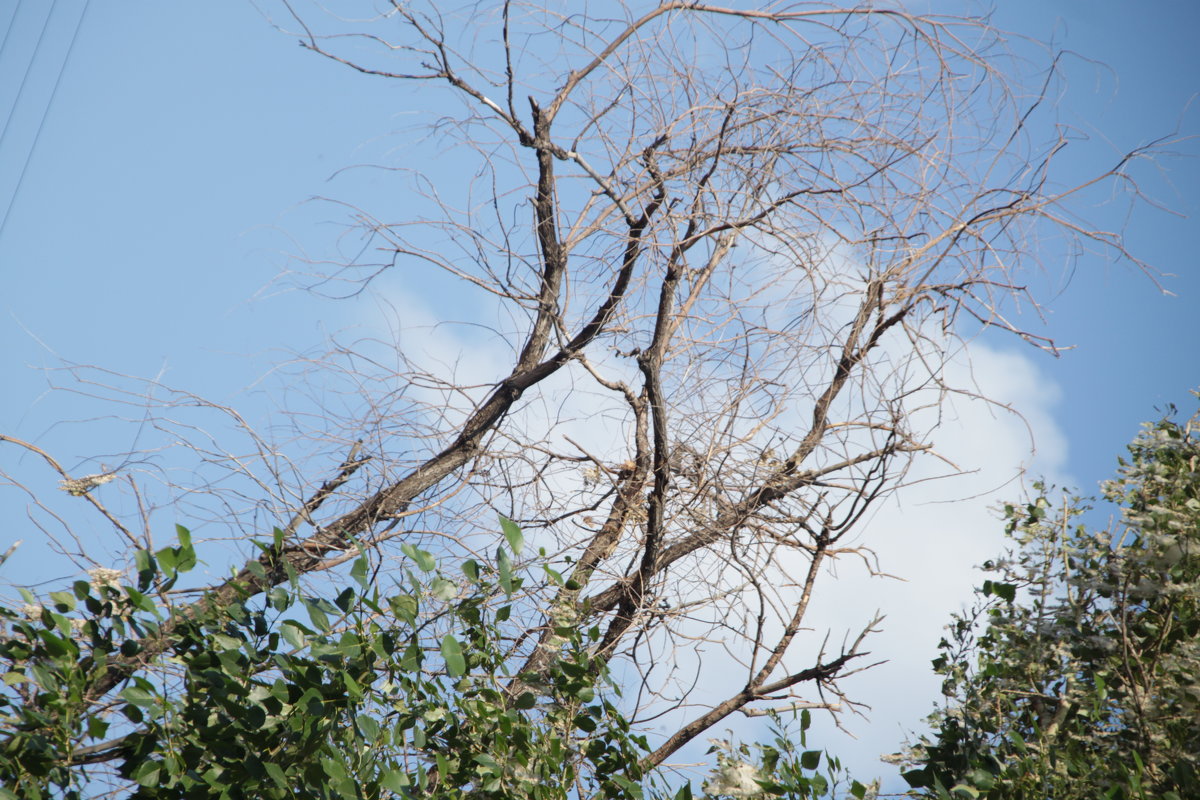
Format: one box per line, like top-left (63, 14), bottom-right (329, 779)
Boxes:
top-left (367, 276), bottom-right (1071, 791)
top-left (621, 341), bottom-right (1070, 790)
top-left (801, 341), bottom-right (1069, 785)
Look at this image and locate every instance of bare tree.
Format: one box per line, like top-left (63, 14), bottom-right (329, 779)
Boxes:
top-left (1, 0), bottom-right (1160, 790)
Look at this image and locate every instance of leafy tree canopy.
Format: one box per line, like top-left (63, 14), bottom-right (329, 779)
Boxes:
top-left (902, 395), bottom-right (1200, 800)
top-left (0, 521), bottom-right (871, 799)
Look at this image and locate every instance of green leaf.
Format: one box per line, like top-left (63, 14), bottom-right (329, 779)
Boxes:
top-left (441, 633), bottom-right (466, 677)
top-left (37, 628), bottom-right (72, 658)
top-left (87, 715), bottom-right (110, 740)
top-left (280, 620), bottom-right (309, 649)
top-left (265, 762), bottom-right (288, 789)
top-left (430, 577), bottom-right (459, 601)
top-left (610, 774), bottom-right (644, 799)
top-left (157, 546), bottom-right (179, 575)
top-left (400, 543), bottom-right (437, 572)
top-left (500, 515), bottom-right (525, 554)
top-left (351, 555), bottom-right (369, 588)
top-left (121, 684), bottom-right (157, 707)
top-left (389, 594), bottom-right (419, 625)
top-left (304, 598), bottom-right (331, 632)
top-left (357, 715), bottom-right (381, 740)
top-left (981, 580), bottom-right (1017, 602)
top-left (326, 758), bottom-right (350, 780)
top-left (121, 702), bottom-right (143, 724)
top-left (134, 548), bottom-right (154, 575)
top-left (964, 769), bottom-right (995, 790)
top-left (125, 586), bottom-right (157, 614)
top-left (334, 586), bottom-right (357, 612)
top-left (497, 546), bottom-right (514, 596)
top-left (212, 633), bottom-right (243, 651)
top-left (380, 770), bottom-right (410, 791)
top-left (175, 525), bottom-right (196, 571)
top-left (131, 759), bottom-right (161, 787)
top-left (672, 785), bottom-right (695, 800)
top-left (800, 750), bottom-right (821, 770)
top-left (268, 586), bottom-right (292, 611)
top-left (298, 688), bottom-right (325, 716)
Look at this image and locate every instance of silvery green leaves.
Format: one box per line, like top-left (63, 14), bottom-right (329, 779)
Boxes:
top-left (700, 712), bottom-right (870, 800)
top-left (905, 397), bottom-right (1200, 800)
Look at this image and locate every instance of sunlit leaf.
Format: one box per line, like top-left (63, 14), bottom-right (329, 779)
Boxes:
top-left (441, 633), bottom-right (466, 677)
top-left (500, 514), bottom-right (525, 554)
top-left (400, 543), bottom-right (437, 572)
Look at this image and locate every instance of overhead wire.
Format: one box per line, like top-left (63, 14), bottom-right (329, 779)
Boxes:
top-left (0, 1), bottom-right (23, 71)
top-left (0, 0), bottom-right (55, 154)
top-left (0, 0), bottom-right (91, 242)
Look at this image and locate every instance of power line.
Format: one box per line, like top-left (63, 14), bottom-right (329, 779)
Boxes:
top-left (0, 0), bottom-right (90, 243)
top-left (0, 1), bottom-right (24, 70)
top-left (0, 0), bottom-right (55, 153)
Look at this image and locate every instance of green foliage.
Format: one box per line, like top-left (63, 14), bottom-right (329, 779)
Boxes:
top-left (701, 711), bottom-right (874, 800)
top-left (0, 524), bottom-right (651, 799)
top-left (0, 514), bottom-right (870, 800)
top-left (903, 398), bottom-right (1200, 799)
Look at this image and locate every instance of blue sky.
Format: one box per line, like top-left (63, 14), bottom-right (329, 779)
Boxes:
top-left (984, 0), bottom-right (1200, 467)
top-left (1, 0), bottom-right (1197, 790)
top-left (1, 1), bottom-right (1194, 487)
